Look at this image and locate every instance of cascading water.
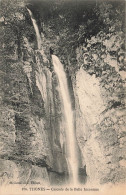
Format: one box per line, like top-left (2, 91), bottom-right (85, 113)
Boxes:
top-left (27, 8), bottom-right (78, 184)
top-left (27, 8), bottom-right (41, 49)
top-left (27, 8), bottom-right (48, 105)
top-left (52, 55), bottom-right (78, 184)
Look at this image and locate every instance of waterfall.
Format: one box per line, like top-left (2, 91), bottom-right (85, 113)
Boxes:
top-left (27, 8), bottom-right (49, 106)
top-left (52, 55), bottom-right (78, 184)
top-left (27, 8), bottom-right (41, 49)
top-left (27, 8), bottom-right (78, 184)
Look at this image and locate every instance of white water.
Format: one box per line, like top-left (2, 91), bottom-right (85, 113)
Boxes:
top-left (27, 8), bottom-right (41, 49)
top-left (27, 8), bottom-right (78, 184)
top-left (52, 55), bottom-right (78, 184)
top-left (27, 8), bottom-right (48, 106)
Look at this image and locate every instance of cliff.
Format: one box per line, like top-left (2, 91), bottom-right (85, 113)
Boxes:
top-left (0, 0), bottom-right (125, 187)
top-left (74, 26), bottom-right (126, 184)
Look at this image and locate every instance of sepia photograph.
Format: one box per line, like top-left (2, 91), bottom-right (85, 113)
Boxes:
top-left (0, 0), bottom-right (125, 194)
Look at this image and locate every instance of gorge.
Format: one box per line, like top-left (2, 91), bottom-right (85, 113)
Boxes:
top-left (0, 0), bottom-right (126, 188)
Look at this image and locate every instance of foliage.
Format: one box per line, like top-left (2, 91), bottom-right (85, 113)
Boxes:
top-left (28, 0), bottom-right (125, 72)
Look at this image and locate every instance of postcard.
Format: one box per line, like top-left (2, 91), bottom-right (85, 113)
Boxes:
top-left (0, 0), bottom-right (125, 194)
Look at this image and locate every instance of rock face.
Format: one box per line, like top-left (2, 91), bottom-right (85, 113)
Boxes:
top-left (0, 10), bottom-right (51, 185)
top-left (74, 30), bottom-right (126, 184)
top-left (0, 1), bottom-right (68, 186)
top-left (0, 0), bottom-right (125, 187)
top-left (74, 68), bottom-right (126, 184)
